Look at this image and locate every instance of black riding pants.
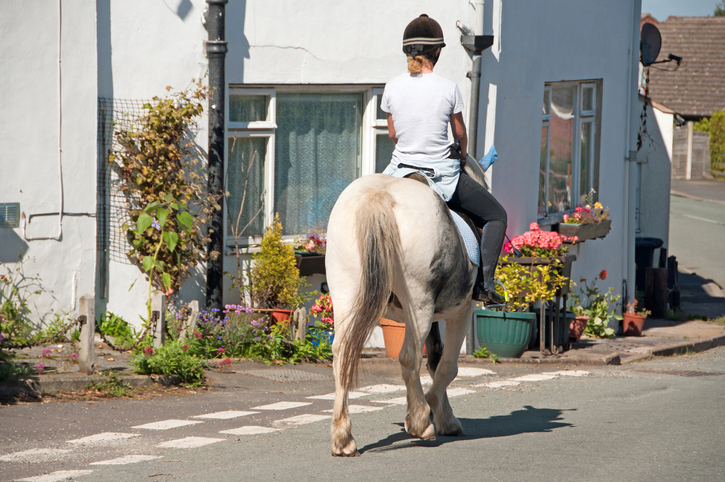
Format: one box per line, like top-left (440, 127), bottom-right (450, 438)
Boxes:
top-left (446, 171), bottom-right (507, 228)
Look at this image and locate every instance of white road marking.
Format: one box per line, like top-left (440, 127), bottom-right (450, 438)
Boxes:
top-left (16, 470), bottom-right (94, 482)
top-left (67, 432), bottom-right (139, 445)
top-left (272, 414), bottom-right (331, 427)
top-left (157, 437), bottom-right (224, 449)
top-left (372, 396), bottom-right (408, 405)
top-left (510, 374), bottom-right (559, 382)
top-left (475, 380), bottom-right (521, 388)
top-left (0, 449), bottom-right (71, 463)
top-left (252, 401), bottom-right (312, 411)
top-left (324, 405), bottom-right (386, 414)
top-left (89, 455), bottom-right (162, 465)
top-left (447, 387), bottom-right (477, 397)
top-left (306, 391), bottom-right (367, 400)
top-left (132, 419), bottom-right (203, 430)
top-left (192, 410), bottom-right (258, 420)
top-left (683, 213), bottom-right (725, 226)
top-left (419, 375), bottom-right (433, 385)
top-left (220, 426), bottom-right (282, 435)
top-left (457, 367), bottom-right (496, 377)
top-left (357, 384), bottom-right (405, 394)
top-left (543, 370), bottom-right (590, 377)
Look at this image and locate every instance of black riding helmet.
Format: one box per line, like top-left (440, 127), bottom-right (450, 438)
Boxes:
top-left (402, 14), bottom-right (446, 58)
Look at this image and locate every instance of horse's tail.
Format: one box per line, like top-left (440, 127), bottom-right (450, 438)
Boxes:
top-left (339, 189), bottom-right (401, 391)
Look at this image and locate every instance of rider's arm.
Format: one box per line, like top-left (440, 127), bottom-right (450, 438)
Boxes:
top-left (387, 113), bottom-right (398, 144)
top-left (450, 112), bottom-right (468, 161)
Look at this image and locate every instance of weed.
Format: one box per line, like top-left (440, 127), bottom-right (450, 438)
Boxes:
top-left (472, 346), bottom-right (499, 364)
top-left (132, 340), bottom-right (206, 386)
top-left (88, 371), bottom-right (133, 397)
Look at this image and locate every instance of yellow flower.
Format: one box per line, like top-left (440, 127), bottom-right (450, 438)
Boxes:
top-left (594, 202), bottom-right (603, 209)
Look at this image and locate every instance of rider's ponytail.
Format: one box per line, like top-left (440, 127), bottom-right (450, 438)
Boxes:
top-left (407, 54), bottom-right (427, 74)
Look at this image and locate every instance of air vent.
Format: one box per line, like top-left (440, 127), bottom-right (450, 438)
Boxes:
top-left (0, 203), bottom-right (20, 228)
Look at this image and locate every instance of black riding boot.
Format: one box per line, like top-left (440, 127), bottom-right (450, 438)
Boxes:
top-left (472, 221), bottom-right (507, 304)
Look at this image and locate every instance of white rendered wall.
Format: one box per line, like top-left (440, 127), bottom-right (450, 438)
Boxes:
top-left (638, 99), bottom-right (673, 248)
top-left (0, 1), bottom-right (98, 326)
top-left (98, 0), bottom-right (209, 328)
top-left (479, 0), bottom-right (639, 310)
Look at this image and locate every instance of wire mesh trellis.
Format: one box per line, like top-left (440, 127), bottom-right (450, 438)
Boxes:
top-left (97, 97), bottom-right (151, 277)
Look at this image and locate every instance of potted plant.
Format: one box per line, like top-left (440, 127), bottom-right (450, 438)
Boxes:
top-left (622, 299), bottom-right (651, 336)
top-left (293, 226), bottom-right (327, 276)
top-left (552, 190), bottom-right (612, 243)
top-left (250, 213), bottom-right (307, 323)
top-left (309, 293), bottom-right (334, 348)
top-left (475, 251), bottom-right (569, 359)
top-left (570, 269), bottom-right (622, 341)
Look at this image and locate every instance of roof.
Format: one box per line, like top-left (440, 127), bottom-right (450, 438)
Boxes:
top-left (646, 16), bottom-right (725, 119)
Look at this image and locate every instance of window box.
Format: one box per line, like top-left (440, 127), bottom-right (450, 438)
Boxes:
top-left (552, 219), bottom-right (611, 244)
top-left (295, 252), bottom-right (325, 277)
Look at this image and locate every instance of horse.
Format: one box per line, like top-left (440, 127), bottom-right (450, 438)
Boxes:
top-left (325, 160), bottom-right (489, 456)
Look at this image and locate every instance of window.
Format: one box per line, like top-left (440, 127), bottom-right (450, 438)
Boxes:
top-left (227, 87), bottom-right (390, 244)
top-left (539, 81), bottom-right (601, 220)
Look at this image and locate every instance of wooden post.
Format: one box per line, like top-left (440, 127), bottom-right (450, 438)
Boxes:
top-left (645, 268), bottom-right (668, 318)
top-left (151, 291), bottom-right (166, 348)
top-left (180, 300), bottom-right (199, 340)
top-left (292, 306), bottom-right (307, 342)
top-left (78, 295), bottom-right (95, 375)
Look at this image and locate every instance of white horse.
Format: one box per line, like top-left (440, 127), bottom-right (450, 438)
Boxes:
top-left (326, 162), bottom-right (488, 457)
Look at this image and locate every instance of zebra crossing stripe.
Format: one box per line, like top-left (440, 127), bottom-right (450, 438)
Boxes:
top-left (252, 401), bottom-right (312, 411)
top-left (356, 384), bottom-right (405, 394)
top-left (324, 405), bottom-right (386, 414)
top-left (220, 426), bottom-right (282, 435)
top-left (67, 432), bottom-right (139, 444)
top-left (16, 470), bottom-right (94, 482)
top-left (89, 455), bottom-right (162, 465)
top-left (132, 419), bottom-right (203, 430)
top-left (192, 410), bottom-right (258, 420)
top-left (510, 374), bottom-right (559, 382)
top-left (272, 414), bottom-right (331, 427)
top-left (372, 396), bottom-right (407, 405)
top-left (446, 387), bottom-right (477, 397)
top-left (475, 380), bottom-right (521, 388)
top-left (157, 437), bottom-right (224, 449)
top-left (307, 391), bottom-right (367, 400)
top-left (0, 449), bottom-right (71, 462)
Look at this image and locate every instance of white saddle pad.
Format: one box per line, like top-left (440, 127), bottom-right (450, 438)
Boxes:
top-left (449, 210), bottom-right (480, 266)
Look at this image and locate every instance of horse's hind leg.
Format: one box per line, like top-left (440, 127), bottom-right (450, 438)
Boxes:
top-left (399, 304), bottom-right (436, 440)
top-left (329, 290), bottom-right (360, 457)
top-left (425, 316), bottom-right (468, 436)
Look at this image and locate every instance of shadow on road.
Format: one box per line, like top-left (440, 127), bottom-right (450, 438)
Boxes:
top-left (359, 405), bottom-right (573, 454)
top-left (677, 270), bottom-right (725, 320)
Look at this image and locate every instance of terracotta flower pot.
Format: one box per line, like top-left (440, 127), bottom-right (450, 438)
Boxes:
top-left (270, 309), bottom-right (292, 325)
top-left (380, 318), bottom-right (405, 358)
top-left (568, 315), bottom-right (589, 342)
top-left (623, 312), bottom-right (647, 336)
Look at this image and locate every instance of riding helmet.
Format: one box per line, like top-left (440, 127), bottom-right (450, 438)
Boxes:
top-left (402, 14), bottom-right (446, 57)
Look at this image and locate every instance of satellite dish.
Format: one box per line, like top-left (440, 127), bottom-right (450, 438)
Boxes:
top-left (640, 23), bottom-right (662, 67)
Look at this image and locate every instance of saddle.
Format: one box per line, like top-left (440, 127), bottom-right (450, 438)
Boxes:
top-left (403, 171), bottom-right (482, 266)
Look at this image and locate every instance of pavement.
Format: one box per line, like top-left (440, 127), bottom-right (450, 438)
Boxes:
top-left (670, 178), bottom-right (725, 205)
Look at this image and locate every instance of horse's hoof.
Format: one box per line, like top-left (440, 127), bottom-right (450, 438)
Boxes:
top-left (439, 426), bottom-right (464, 437)
top-left (332, 449), bottom-right (361, 457)
top-left (420, 423), bottom-right (437, 441)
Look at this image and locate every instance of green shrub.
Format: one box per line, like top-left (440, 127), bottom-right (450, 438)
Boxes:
top-left (98, 312), bottom-right (138, 346)
top-left (132, 340), bottom-right (206, 386)
top-left (250, 213), bottom-right (304, 309)
top-left (710, 110), bottom-right (725, 178)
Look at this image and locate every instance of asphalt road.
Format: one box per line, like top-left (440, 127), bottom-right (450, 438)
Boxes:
top-left (2, 349), bottom-right (725, 482)
top-left (669, 194), bottom-right (725, 318)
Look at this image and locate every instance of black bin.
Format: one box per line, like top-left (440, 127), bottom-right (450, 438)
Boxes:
top-left (635, 237), bottom-right (663, 293)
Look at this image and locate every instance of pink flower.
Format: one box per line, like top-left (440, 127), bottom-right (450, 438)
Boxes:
top-left (529, 222), bottom-right (540, 231)
top-left (182, 344), bottom-right (189, 351)
top-left (217, 347), bottom-right (225, 354)
top-left (305, 242), bottom-right (316, 251)
top-left (143, 347), bottom-right (154, 356)
top-left (33, 363), bottom-right (45, 374)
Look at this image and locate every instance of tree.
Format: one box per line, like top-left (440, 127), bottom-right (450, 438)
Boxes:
top-left (715, 1), bottom-right (725, 16)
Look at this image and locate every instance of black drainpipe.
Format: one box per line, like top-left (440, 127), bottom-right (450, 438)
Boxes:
top-left (205, 0), bottom-right (228, 311)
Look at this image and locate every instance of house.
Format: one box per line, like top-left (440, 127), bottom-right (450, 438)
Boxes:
top-left (646, 16), bottom-right (725, 179)
top-left (0, 0), bottom-right (643, 339)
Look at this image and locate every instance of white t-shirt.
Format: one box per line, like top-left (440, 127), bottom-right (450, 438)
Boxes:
top-left (381, 72), bottom-right (464, 163)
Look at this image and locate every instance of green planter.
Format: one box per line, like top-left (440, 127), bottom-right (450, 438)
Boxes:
top-left (475, 309), bottom-right (536, 358)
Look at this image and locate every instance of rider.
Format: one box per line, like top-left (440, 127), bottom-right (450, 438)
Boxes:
top-left (380, 14), bottom-right (507, 304)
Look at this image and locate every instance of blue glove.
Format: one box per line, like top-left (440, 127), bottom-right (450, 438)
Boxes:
top-left (478, 145), bottom-right (498, 171)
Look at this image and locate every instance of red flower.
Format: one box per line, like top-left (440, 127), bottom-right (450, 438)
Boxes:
top-left (599, 270), bottom-right (608, 280)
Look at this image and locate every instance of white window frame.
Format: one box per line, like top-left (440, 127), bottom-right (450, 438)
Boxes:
top-left (539, 80), bottom-right (600, 222)
top-left (226, 85), bottom-right (386, 247)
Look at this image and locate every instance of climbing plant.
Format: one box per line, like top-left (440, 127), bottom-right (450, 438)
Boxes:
top-left (110, 79), bottom-right (221, 295)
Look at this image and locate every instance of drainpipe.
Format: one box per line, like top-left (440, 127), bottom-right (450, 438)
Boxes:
top-left (624, 0), bottom-right (642, 317)
top-left (459, 3), bottom-right (494, 354)
top-left (205, 0), bottom-right (228, 311)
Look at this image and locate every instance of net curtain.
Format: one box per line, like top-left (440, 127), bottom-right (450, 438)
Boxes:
top-left (275, 93), bottom-right (362, 235)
